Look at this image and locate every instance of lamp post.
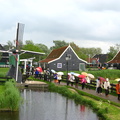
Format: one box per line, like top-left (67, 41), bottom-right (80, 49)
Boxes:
top-left (65, 54), bottom-right (71, 85)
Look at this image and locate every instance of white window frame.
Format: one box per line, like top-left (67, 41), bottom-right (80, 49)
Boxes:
top-left (57, 63), bottom-right (62, 68)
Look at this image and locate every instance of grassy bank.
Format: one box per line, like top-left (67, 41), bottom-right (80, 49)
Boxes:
top-left (0, 81), bottom-right (21, 111)
top-left (48, 83), bottom-right (120, 120)
top-left (63, 69), bottom-right (120, 79)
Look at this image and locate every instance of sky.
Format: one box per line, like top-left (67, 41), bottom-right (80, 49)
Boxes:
top-left (0, 0), bottom-right (120, 53)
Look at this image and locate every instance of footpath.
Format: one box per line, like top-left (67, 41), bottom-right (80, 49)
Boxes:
top-left (55, 82), bottom-right (120, 104)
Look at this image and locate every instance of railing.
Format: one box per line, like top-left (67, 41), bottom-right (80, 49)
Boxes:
top-left (0, 76), bottom-right (12, 84)
top-left (0, 65), bottom-right (10, 68)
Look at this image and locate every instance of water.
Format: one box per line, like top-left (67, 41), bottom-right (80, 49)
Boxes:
top-left (0, 89), bottom-right (99, 120)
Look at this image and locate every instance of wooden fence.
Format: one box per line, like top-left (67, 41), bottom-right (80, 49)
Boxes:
top-left (34, 74), bottom-right (116, 93)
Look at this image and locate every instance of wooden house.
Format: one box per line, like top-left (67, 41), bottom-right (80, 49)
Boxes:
top-left (39, 45), bottom-right (87, 71)
top-left (93, 54), bottom-right (108, 64)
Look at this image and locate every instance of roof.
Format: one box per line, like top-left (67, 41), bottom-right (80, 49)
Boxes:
top-left (107, 51), bottom-right (120, 63)
top-left (40, 45), bottom-right (87, 63)
top-left (40, 46), bottom-right (68, 63)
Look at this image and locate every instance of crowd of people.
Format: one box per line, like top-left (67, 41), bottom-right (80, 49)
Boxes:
top-left (27, 66), bottom-right (120, 100)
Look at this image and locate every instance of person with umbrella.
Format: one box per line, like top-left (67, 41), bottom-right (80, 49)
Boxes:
top-left (86, 73), bottom-right (94, 89)
top-left (96, 77), bottom-right (103, 95)
top-left (69, 73), bottom-right (75, 86)
top-left (79, 75), bottom-right (86, 90)
top-left (104, 78), bottom-right (111, 97)
top-left (116, 80), bottom-right (120, 100)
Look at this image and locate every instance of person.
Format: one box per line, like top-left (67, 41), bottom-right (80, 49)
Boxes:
top-left (44, 70), bottom-right (47, 81)
top-left (35, 69), bottom-right (39, 78)
top-left (86, 76), bottom-right (91, 89)
top-left (69, 74), bottom-right (75, 86)
top-left (96, 78), bottom-right (103, 95)
top-left (116, 80), bottom-right (120, 100)
top-left (31, 66), bottom-right (34, 75)
top-left (57, 74), bottom-right (62, 84)
top-left (81, 77), bottom-right (86, 90)
top-left (53, 73), bottom-right (58, 83)
top-left (104, 78), bottom-right (111, 97)
top-left (75, 76), bottom-right (79, 88)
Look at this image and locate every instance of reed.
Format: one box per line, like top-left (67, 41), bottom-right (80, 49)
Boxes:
top-left (0, 81), bottom-right (21, 111)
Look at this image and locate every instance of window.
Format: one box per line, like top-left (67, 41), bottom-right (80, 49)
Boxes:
top-left (57, 63), bottom-right (62, 68)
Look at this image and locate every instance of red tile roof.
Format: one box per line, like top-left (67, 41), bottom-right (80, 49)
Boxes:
top-left (108, 51), bottom-right (120, 63)
top-left (40, 46), bottom-right (68, 63)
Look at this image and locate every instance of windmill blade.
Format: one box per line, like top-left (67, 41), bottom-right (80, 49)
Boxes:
top-left (0, 50), bottom-right (12, 53)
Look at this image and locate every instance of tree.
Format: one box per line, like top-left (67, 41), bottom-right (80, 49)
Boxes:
top-left (50, 40), bottom-right (69, 50)
top-left (25, 40), bottom-right (34, 45)
top-left (107, 44), bottom-right (120, 61)
top-left (7, 40), bottom-right (14, 49)
top-left (70, 42), bottom-right (102, 61)
top-left (20, 41), bottom-right (44, 62)
top-left (36, 43), bottom-right (50, 59)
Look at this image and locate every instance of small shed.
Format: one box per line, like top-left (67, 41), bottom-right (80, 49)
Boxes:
top-left (39, 45), bottom-right (87, 71)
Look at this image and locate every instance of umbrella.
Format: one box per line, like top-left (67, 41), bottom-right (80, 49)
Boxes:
top-left (68, 73), bottom-right (71, 75)
top-left (36, 67), bottom-right (43, 72)
top-left (87, 74), bottom-right (95, 79)
top-left (98, 77), bottom-right (106, 82)
top-left (51, 69), bottom-right (56, 73)
top-left (57, 72), bottom-right (64, 75)
top-left (74, 73), bottom-right (80, 77)
top-left (78, 74), bottom-right (86, 78)
top-left (81, 72), bottom-right (88, 76)
top-left (70, 72), bottom-right (75, 75)
top-left (115, 78), bottom-right (120, 81)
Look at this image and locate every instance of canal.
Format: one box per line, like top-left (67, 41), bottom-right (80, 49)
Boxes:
top-left (0, 88), bottom-right (100, 120)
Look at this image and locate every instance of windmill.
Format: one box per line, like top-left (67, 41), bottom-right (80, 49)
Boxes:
top-left (0, 23), bottom-right (45, 83)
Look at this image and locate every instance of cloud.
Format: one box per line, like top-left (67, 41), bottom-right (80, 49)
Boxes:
top-left (0, 0), bottom-right (120, 53)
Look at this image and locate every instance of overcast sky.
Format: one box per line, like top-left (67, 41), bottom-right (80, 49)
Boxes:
top-left (0, 0), bottom-right (120, 53)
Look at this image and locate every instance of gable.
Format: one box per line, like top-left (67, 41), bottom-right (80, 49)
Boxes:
top-left (40, 45), bottom-right (87, 64)
top-left (107, 51), bottom-right (120, 63)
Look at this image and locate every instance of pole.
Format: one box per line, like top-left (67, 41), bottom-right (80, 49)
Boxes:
top-left (15, 54), bottom-right (19, 81)
top-left (66, 60), bottom-right (69, 86)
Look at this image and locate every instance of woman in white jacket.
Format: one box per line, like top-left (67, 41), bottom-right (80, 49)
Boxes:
top-left (104, 78), bottom-right (111, 97)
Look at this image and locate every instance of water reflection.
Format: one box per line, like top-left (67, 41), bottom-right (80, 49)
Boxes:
top-left (0, 89), bottom-right (100, 120)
